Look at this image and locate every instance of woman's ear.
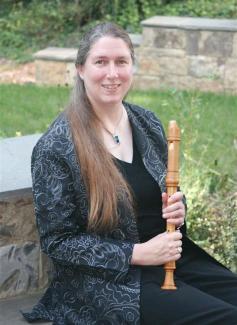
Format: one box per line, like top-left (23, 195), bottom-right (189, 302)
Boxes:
top-left (76, 66), bottom-right (84, 80)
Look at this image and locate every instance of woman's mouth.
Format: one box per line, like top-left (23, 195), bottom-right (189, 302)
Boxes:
top-left (102, 84), bottom-right (121, 90)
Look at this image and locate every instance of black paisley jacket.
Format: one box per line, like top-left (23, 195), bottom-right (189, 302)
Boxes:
top-left (22, 102), bottom-right (181, 324)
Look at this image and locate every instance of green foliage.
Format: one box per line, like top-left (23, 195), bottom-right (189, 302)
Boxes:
top-left (156, 0), bottom-right (237, 18)
top-left (77, 0), bottom-right (158, 32)
top-left (77, 0), bottom-right (237, 31)
top-left (1, 0), bottom-right (237, 61)
top-left (183, 168), bottom-right (237, 272)
top-left (0, 0), bottom-right (78, 61)
top-left (172, 90), bottom-right (237, 272)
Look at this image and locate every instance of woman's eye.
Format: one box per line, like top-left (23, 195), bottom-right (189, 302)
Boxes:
top-left (117, 60), bottom-right (127, 65)
top-left (95, 60), bottom-right (105, 65)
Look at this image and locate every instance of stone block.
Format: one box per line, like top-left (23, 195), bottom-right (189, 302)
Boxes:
top-left (34, 47), bottom-right (77, 62)
top-left (158, 74), bottom-right (194, 91)
top-left (137, 57), bottom-right (160, 75)
top-left (0, 196), bottom-right (37, 246)
top-left (35, 60), bottom-right (68, 85)
top-left (142, 26), bottom-right (186, 50)
top-left (65, 62), bottom-right (77, 86)
top-left (188, 56), bottom-right (225, 79)
top-left (232, 33), bottom-right (237, 57)
top-left (0, 242), bottom-right (40, 299)
top-left (154, 28), bottom-right (186, 50)
top-left (192, 78), bottom-right (225, 93)
top-left (199, 31), bottom-right (233, 57)
top-left (133, 75), bottom-right (161, 90)
top-left (186, 31), bottom-right (200, 55)
top-left (160, 74), bottom-right (224, 93)
top-left (137, 49), bottom-right (187, 76)
top-left (224, 58), bottom-right (237, 90)
top-left (133, 74), bottom-right (191, 91)
top-left (142, 27), bottom-right (157, 47)
top-left (138, 48), bottom-right (185, 58)
top-left (158, 57), bottom-right (188, 76)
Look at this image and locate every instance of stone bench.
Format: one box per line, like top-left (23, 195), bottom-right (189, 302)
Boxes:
top-left (0, 134), bottom-right (52, 301)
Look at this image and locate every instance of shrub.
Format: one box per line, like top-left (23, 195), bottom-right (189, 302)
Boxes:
top-left (182, 164), bottom-right (237, 272)
top-left (175, 89), bottom-right (237, 272)
top-left (157, 0), bottom-right (237, 18)
top-left (1, 0), bottom-right (236, 61)
top-left (0, 0), bottom-right (78, 60)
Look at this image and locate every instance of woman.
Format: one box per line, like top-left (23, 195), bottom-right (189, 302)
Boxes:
top-left (23, 22), bottom-right (237, 324)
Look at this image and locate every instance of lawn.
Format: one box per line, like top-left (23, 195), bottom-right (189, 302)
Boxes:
top-left (0, 84), bottom-right (70, 137)
top-left (1, 84), bottom-right (236, 181)
top-left (129, 89), bottom-right (237, 182)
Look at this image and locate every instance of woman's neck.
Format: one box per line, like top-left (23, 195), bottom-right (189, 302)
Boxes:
top-left (92, 101), bottom-right (125, 130)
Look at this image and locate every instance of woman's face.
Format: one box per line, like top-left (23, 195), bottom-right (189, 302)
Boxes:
top-left (78, 36), bottom-right (133, 109)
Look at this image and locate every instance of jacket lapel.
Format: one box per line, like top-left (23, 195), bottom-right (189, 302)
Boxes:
top-left (125, 103), bottom-right (167, 193)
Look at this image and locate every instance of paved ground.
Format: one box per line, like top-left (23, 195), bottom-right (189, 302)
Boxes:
top-left (0, 292), bottom-right (51, 324)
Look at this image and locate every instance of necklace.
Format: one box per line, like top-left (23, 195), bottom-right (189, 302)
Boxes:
top-left (101, 108), bottom-right (124, 145)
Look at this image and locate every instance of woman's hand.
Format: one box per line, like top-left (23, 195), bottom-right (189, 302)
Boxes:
top-left (162, 191), bottom-right (185, 229)
top-left (131, 231), bottom-right (182, 266)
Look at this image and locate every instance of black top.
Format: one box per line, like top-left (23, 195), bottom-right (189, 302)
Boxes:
top-left (115, 137), bottom-right (166, 243)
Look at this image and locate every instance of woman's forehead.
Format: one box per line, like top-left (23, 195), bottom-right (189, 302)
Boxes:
top-left (88, 36), bottom-right (131, 57)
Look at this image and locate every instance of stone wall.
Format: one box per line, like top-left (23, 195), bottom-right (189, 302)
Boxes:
top-left (135, 16), bottom-right (237, 93)
top-left (33, 17), bottom-right (237, 94)
top-left (0, 135), bottom-right (52, 300)
top-left (0, 195), bottom-right (52, 299)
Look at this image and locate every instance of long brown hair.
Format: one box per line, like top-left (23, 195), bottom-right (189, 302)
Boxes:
top-left (66, 23), bottom-right (135, 233)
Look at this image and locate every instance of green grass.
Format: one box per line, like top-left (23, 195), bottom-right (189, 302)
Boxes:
top-left (1, 84), bottom-right (237, 180)
top-left (0, 84), bottom-right (70, 137)
top-left (128, 89), bottom-right (237, 180)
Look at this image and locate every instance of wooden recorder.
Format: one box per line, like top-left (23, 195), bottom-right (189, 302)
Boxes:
top-left (161, 120), bottom-right (181, 290)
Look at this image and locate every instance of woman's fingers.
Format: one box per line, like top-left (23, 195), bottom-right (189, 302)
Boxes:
top-left (162, 192), bottom-right (184, 213)
top-left (166, 233), bottom-right (183, 261)
top-left (167, 191), bottom-right (183, 204)
top-left (146, 231), bottom-right (183, 265)
top-left (162, 192), bottom-right (168, 209)
top-left (162, 192), bottom-right (185, 228)
top-left (163, 202), bottom-right (184, 215)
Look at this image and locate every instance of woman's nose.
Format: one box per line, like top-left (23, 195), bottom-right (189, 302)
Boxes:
top-left (107, 62), bottom-right (118, 78)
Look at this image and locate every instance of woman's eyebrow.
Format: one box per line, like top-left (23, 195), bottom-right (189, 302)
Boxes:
top-left (92, 55), bottom-right (130, 60)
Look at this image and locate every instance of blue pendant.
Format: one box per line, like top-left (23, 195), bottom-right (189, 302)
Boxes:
top-left (113, 135), bottom-right (120, 144)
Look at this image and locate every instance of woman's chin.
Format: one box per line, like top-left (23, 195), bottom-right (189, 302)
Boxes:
top-left (100, 95), bottom-right (123, 107)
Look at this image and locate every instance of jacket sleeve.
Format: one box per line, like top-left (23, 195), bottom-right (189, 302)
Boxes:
top-left (31, 142), bottom-right (134, 282)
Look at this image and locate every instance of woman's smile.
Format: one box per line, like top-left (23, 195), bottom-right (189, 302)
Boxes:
top-left (102, 83), bottom-right (121, 90)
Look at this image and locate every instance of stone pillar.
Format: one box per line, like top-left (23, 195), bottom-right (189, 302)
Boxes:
top-left (134, 16), bottom-right (237, 93)
top-left (33, 47), bottom-right (78, 86)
